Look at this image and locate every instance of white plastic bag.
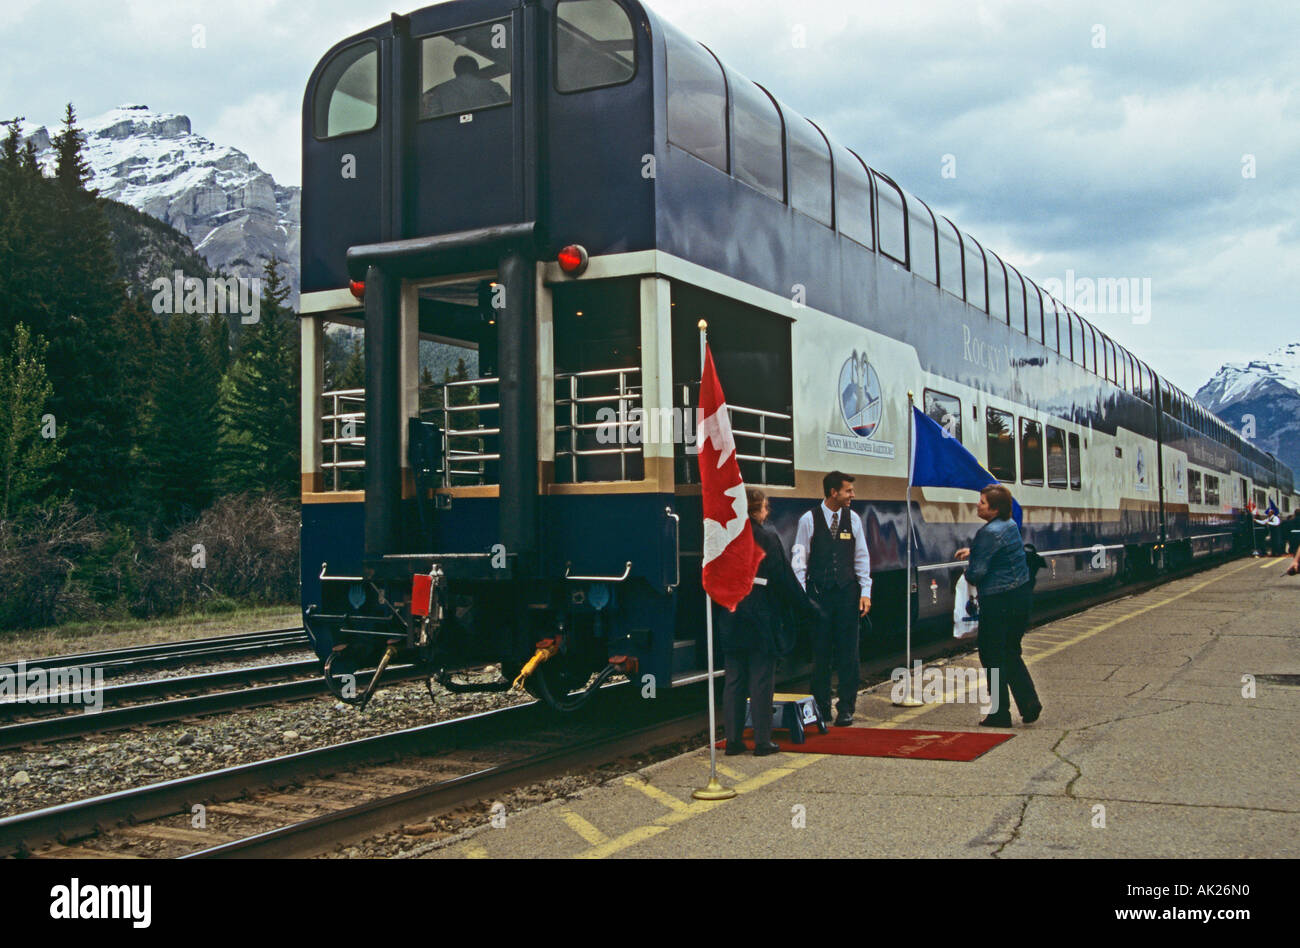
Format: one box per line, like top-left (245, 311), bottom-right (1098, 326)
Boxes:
top-left (953, 575), bottom-right (979, 639)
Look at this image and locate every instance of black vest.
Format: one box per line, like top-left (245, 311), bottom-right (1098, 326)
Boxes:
top-left (809, 505), bottom-right (857, 592)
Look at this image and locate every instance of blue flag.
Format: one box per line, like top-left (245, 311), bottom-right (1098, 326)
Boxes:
top-left (911, 406), bottom-right (1023, 528)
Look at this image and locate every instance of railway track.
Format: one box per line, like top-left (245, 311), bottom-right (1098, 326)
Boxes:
top-left (0, 660), bottom-right (430, 751)
top-left (12, 628), bottom-right (312, 681)
top-left (0, 685), bottom-right (706, 859)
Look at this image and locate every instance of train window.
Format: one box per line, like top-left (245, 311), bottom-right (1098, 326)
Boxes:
top-left (788, 117), bottom-right (833, 226)
top-left (1189, 469), bottom-right (1202, 504)
top-left (1046, 425), bottom-right (1068, 489)
top-left (835, 147), bottom-right (873, 248)
top-left (963, 235), bottom-right (987, 312)
top-left (923, 389), bottom-right (962, 442)
top-left (987, 252), bottom-right (1008, 324)
top-left (1205, 475), bottom-right (1220, 506)
top-left (1086, 323), bottom-right (1099, 374)
top-left (420, 21), bottom-right (513, 121)
top-left (1040, 288), bottom-right (1058, 352)
top-left (907, 195), bottom-right (938, 284)
top-left (314, 42), bottom-right (379, 139)
top-left (873, 172), bottom-right (908, 265)
top-left (1009, 268), bottom-right (1030, 338)
top-left (938, 218), bottom-right (963, 299)
top-left (1020, 418), bottom-right (1044, 486)
top-left (1070, 312), bottom-right (1084, 366)
top-left (666, 28), bottom-right (728, 172)
top-left (1068, 432), bottom-right (1082, 490)
top-left (986, 408), bottom-right (1016, 482)
top-left (731, 76), bottom-right (785, 201)
top-left (555, 0), bottom-right (636, 93)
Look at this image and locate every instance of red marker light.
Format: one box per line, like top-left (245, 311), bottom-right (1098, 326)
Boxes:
top-left (349, 280), bottom-right (366, 300)
top-left (557, 244), bottom-right (589, 277)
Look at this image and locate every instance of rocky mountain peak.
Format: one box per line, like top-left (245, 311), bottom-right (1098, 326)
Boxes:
top-left (22, 105), bottom-right (300, 306)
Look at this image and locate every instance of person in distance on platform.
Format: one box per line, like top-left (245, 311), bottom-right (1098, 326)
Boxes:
top-left (1265, 505), bottom-right (1283, 556)
top-left (954, 485), bottom-right (1042, 728)
top-left (718, 489), bottom-right (816, 757)
top-left (793, 471), bottom-right (872, 728)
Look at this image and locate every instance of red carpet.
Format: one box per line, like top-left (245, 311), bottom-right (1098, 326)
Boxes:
top-left (720, 727), bottom-right (1013, 761)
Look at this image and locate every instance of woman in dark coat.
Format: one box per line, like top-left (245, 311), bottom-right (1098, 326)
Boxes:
top-left (954, 484), bottom-right (1042, 728)
top-left (719, 489), bottom-right (816, 756)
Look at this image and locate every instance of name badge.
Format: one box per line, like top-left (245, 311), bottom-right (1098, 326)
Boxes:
top-left (839, 532), bottom-right (852, 540)
top-left (752, 577), bottom-right (769, 586)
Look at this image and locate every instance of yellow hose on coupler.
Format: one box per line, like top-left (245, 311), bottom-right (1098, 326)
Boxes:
top-left (513, 639), bottom-right (561, 691)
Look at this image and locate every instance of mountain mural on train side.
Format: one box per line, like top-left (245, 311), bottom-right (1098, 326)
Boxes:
top-left (21, 105), bottom-right (301, 306)
top-left (1195, 342), bottom-right (1300, 473)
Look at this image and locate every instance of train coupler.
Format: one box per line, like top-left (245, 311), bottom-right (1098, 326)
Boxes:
top-left (324, 641), bottom-right (401, 712)
top-left (512, 638), bottom-right (562, 691)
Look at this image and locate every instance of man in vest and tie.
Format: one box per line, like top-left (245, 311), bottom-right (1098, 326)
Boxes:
top-left (793, 471), bottom-right (873, 726)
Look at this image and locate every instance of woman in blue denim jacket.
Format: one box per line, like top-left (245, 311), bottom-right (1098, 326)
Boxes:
top-left (955, 485), bottom-right (1042, 727)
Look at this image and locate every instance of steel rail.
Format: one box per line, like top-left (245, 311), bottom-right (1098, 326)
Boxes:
top-left (0, 663), bottom-right (425, 751)
top-left (14, 628), bottom-right (310, 677)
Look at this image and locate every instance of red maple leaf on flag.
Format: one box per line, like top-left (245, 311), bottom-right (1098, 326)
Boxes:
top-left (697, 345), bottom-right (764, 611)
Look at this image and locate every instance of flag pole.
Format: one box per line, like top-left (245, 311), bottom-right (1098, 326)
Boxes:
top-left (895, 391), bottom-right (922, 706)
top-left (694, 320), bottom-right (736, 801)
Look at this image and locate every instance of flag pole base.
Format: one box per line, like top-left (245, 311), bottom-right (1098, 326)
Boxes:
top-left (692, 777), bottom-right (737, 801)
top-left (892, 696), bottom-right (924, 708)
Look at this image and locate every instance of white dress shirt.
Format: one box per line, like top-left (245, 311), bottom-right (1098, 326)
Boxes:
top-left (792, 501), bottom-right (872, 597)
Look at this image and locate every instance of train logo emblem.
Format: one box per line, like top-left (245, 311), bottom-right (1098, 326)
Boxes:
top-left (839, 351), bottom-right (883, 438)
top-left (826, 350), bottom-right (895, 459)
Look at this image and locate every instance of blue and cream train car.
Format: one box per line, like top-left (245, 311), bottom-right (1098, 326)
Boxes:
top-left (297, 0), bottom-right (1294, 709)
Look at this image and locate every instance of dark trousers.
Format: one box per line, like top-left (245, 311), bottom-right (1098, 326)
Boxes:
top-left (724, 649), bottom-right (776, 747)
top-left (977, 584), bottom-right (1039, 719)
top-left (811, 584), bottom-right (860, 718)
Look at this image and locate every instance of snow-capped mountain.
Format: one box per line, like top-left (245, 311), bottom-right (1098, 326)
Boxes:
top-left (1195, 342), bottom-right (1300, 473)
top-left (23, 105), bottom-right (300, 306)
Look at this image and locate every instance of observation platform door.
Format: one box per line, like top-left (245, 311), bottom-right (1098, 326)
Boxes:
top-left (412, 8), bottom-right (532, 237)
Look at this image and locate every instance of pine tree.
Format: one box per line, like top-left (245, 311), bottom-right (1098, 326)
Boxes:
top-left (39, 104), bottom-right (143, 516)
top-left (0, 118), bottom-right (56, 353)
top-left (141, 313), bottom-right (222, 526)
top-left (0, 324), bottom-right (63, 517)
top-left (219, 256), bottom-right (299, 494)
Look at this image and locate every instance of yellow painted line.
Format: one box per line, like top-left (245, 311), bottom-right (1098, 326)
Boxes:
top-left (881, 560), bottom-right (1258, 728)
top-left (463, 844), bottom-right (488, 859)
top-left (1258, 557), bottom-right (1282, 569)
top-left (710, 760), bottom-right (746, 781)
top-left (624, 776), bottom-right (691, 813)
top-left (559, 810), bottom-right (610, 847)
top-left (581, 754), bottom-right (823, 859)
top-left (1020, 560), bottom-right (1257, 668)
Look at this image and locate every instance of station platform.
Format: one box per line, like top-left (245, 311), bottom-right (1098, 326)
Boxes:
top-left (420, 558), bottom-right (1300, 859)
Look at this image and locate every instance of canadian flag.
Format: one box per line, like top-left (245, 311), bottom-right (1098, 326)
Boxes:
top-left (697, 345), bottom-right (765, 612)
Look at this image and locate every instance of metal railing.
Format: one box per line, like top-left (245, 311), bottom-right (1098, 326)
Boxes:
top-left (555, 368), bottom-right (644, 483)
top-left (321, 389), bottom-right (366, 492)
top-left (424, 377), bottom-right (501, 487)
top-left (729, 403), bottom-right (795, 487)
top-left (320, 373), bottom-right (797, 492)
top-left (676, 384), bottom-right (794, 487)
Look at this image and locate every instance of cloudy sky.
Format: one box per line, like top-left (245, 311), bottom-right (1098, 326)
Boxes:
top-left (3, 0), bottom-right (1296, 393)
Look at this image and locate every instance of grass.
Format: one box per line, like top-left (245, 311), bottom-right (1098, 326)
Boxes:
top-left (0, 604), bottom-right (304, 664)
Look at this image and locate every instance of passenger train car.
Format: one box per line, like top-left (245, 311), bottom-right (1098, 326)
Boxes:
top-left (298, 0), bottom-right (1298, 709)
